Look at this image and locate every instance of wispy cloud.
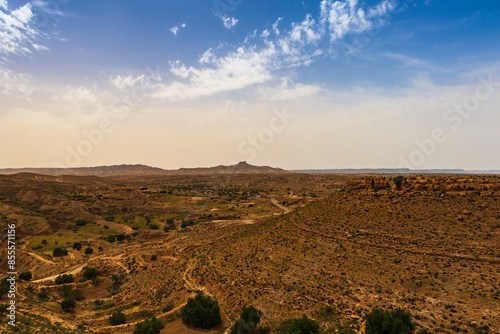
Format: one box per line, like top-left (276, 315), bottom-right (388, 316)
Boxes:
top-left (219, 14), bottom-right (238, 30)
top-left (170, 23), bottom-right (186, 36)
top-left (0, 0), bottom-right (65, 57)
top-left (320, 0), bottom-right (396, 42)
top-left (0, 67), bottom-right (32, 97)
top-left (114, 0), bottom-right (398, 102)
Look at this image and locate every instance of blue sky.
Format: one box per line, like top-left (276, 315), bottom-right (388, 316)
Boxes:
top-left (1, 0), bottom-right (499, 169)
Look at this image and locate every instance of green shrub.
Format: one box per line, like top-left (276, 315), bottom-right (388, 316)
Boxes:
top-left (19, 271), bottom-right (32, 281)
top-left (83, 268), bottom-right (99, 281)
top-left (181, 294), bottom-right (222, 329)
top-left (181, 220), bottom-right (195, 228)
top-left (230, 305), bottom-right (265, 334)
top-left (85, 247), bottom-right (94, 255)
top-left (53, 247), bottom-right (68, 257)
top-left (61, 298), bottom-right (76, 312)
top-left (277, 315), bottom-right (320, 334)
top-left (109, 310), bottom-right (127, 326)
top-left (365, 308), bottom-right (415, 334)
top-left (55, 274), bottom-right (74, 285)
top-left (149, 224), bottom-right (159, 230)
top-left (76, 219), bottom-right (88, 226)
top-left (151, 255), bottom-right (157, 261)
top-left (133, 316), bottom-right (164, 334)
top-left (69, 288), bottom-right (84, 301)
top-left (72, 242), bottom-right (82, 250)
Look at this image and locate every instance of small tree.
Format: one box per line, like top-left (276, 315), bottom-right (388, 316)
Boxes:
top-left (19, 271), bottom-right (33, 281)
top-left (61, 298), bottom-right (76, 312)
top-left (55, 274), bottom-right (74, 285)
top-left (231, 305), bottom-right (264, 333)
top-left (41, 239), bottom-right (48, 245)
top-left (83, 268), bottom-right (99, 281)
top-left (393, 175), bottom-right (405, 190)
top-left (53, 247), bottom-right (68, 257)
top-left (85, 247), bottom-right (94, 255)
top-left (181, 294), bottom-right (222, 329)
top-left (72, 242), bottom-right (82, 250)
top-left (109, 310), bottom-right (127, 326)
top-left (151, 255), bottom-right (157, 261)
top-left (365, 308), bottom-right (415, 334)
top-left (69, 288), bottom-right (85, 301)
top-left (133, 316), bottom-right (164, 334)
top-left (280, 315), bottom-right (320, 334)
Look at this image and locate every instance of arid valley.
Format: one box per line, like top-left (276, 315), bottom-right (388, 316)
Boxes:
top-left (0, 164), bottom-right (499, 333)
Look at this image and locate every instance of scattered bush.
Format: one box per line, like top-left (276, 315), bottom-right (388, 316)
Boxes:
top-left (41, 239), bottom-right (48, 245)
top-left (69, 288), bottom-right (85, 301)
top-left (364, 308), bottom-right (415, 334)
top-left (116, 234), bottom-right (125, 241)
top-left (55, 274), bottom-right (74, 285)
top-left (61, 298), bottom-right (76, 312)
top-left (109, 310), bottom-right (127, 326)
top-left (149, 224), bottom-right (159, 230)
top-left (230, 305), bottom-right (264, 334)
top-left (181, 294), bottom-right (222, 329)
top-left (151, 255), bottom-right (157, 261)
top-left (53, 247), bottom-right (68, 257)
top-left (277, 315), bottom-right (320, 334)
top-left (37, 290), bottom-right (50, 300)
top-left (73, 242), bottom-right (82, 250)
top-left (133, 316), bottom-right (164, 334)
top-left (19, 271), bottom-right (32, 281)
top-left (107, 236), bottom-right (116, 243)
top-left (76, 219), bottom-right (88, 226)
top-left (181, 220), bottom-right (195, 229)
top-left (85, 247), bottom-right (94, 255)
top-left (83, 268), bottom-right (99, 281)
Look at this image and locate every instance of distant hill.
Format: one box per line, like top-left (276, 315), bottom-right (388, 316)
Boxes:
top-left (0, 164), bottom-right (170, 177)
top-left (0, 162), bottom-right (291, 177)
top-left (175, 161), bottom-right (291, 175)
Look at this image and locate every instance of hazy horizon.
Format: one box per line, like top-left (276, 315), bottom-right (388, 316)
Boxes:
top-left (1, 0), bottom-right (499, 170)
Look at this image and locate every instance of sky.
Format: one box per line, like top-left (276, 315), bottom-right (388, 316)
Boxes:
top-left (0, 0), bottom-right (499, 170)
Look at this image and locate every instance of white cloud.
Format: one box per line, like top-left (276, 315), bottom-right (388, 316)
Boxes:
top-left (170, 23), bottom-right (186, 36)
top-left (219, 14), bottom-right (238, 30)
top-left (273, 17), bottom-right (283, 36)
top-left (320, 0), bottom-right (396, 41)
top-left (0, 67), bottom-right (32, 97)
top-left (199, 48), bottom-right (215, 64)
top-left (110, 74), bottom-right (146, 91)
top-left (153, 45), bottom-right (275, 100)
top-left (0, 0), bottom-right (64, 57)
top-left (53, 86), bottom-right (99, 108)
top-left (257, 77), bottom-right (321, 101)
top-left (120, 0), bottom-right (399, 102)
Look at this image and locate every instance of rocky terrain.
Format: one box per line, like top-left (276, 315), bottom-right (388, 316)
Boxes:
top-left (0, 173), bottom-right (499, 333)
